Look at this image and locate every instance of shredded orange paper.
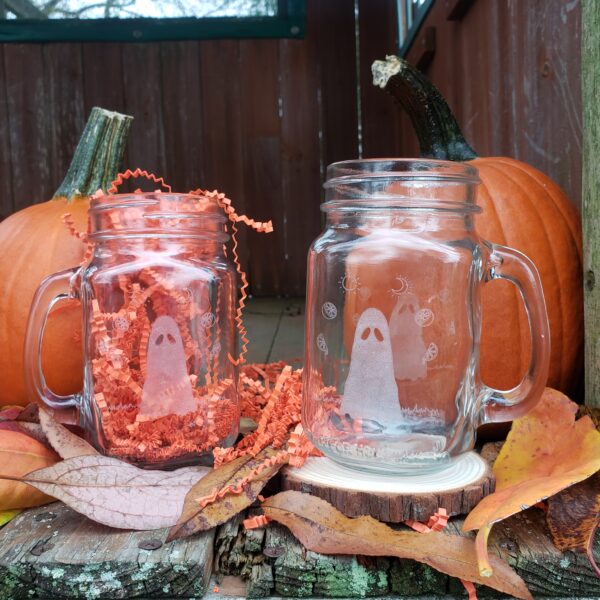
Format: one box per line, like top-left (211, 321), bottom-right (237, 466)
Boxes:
top-left (63, 170), bottom-right (276, 466)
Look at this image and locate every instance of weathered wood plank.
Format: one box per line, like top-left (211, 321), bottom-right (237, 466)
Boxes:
top-left (199, 39), bottom-right (250, 277)
top-left (82, 43), bottom-right (126, 117)
top-left (582, 0), bottom-right (600, 407)
top-left (0, 503), bottom-right (214, 599)
top-left (43, 43), bottom-right (86, 190)
top-left (0, 45), bottom-right (14, 219)
top-left (122, 44), bottom-right (166, 178)
top-left (3, 44), bottom-right (52, 209)
top-left (279, 6), bottom-right (322, 296)
top-left (214, 508), bottom-right (600, 598)
top-left (238, 40), bottom-right (284, 296)
top-left (160, 41), bottom-right (204, 191)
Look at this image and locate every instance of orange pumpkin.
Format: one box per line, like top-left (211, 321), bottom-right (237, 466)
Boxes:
top-left (0, 108), bottom-right (132, 406)
top-left (372, 56), bottom-right (582, 397)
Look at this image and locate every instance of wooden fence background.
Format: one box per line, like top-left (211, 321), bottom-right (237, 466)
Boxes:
top-left (0, 0), bottom-right (582, 296)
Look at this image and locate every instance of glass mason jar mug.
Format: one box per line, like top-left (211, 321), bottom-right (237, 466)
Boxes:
top-left (303, 159), bottom-right (550, 474)
top-left (24, 192), bottom-right (239, 469)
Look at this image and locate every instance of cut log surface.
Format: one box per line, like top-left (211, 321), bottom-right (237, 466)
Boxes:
top-left (281, 452), bottom-right (495, 521)
top-left (0, 503), bottom-right (214, 599)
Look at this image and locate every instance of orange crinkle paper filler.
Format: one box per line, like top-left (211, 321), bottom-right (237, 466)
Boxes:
top-left (62, 174), bottom-right (277, 465)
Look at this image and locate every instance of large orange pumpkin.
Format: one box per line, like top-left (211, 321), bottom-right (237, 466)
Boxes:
top-left (0, 108), bottom-right (132, 406)
top-left (372, 56), bottom-right (582, 397)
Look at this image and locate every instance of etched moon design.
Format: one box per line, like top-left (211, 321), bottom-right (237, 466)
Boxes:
top-left (390, 275), bottom-right (410, 297)
top-left (339, 274), bottom-right (360, 292)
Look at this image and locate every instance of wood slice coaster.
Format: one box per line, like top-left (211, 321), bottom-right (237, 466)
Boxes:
top-left (281, 451), bottom-right (494, 523)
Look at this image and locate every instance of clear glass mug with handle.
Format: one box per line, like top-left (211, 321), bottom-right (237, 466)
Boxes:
top-left (24, 187), bottom-right (239, 469)
top-left (302, 159), bottom-right (550, 474)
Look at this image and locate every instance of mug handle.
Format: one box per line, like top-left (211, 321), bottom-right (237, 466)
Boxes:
top-left (24, 268), bottom-right (82, 409)
top-left (479, 243), bottom-right (551, 424)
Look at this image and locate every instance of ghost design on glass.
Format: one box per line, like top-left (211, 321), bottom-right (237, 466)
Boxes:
top-left (389, 291), bottom-right (428, 381)
top-left (139, 316), bottom-right (196, 419)
top-left (340, 308), bottom-right (403, 426)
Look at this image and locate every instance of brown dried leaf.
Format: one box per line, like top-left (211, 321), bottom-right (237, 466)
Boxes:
top-left (1, 455), bottom-right (210, 530)
top-left (547, 472), bottom-right (600, 577)
top-left (38, 406), bottom-right (98, 459)
top-left (167, 446), bottom-right (284, 541)
top-left (262, 491), bottom-right (532, 600)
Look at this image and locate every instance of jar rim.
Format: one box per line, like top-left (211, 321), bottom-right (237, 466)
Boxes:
top-left (324, 158), bottom-right (480, 185)
top-left (323, 158), bottom-right (481, 213)
top-left (89, 192), bottom-right (229, 241)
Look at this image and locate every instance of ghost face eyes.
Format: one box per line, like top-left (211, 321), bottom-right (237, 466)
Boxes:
top-left (360, 326), bottom-right (384, 342)
top-left (154, 333), bottom-right (177, 346)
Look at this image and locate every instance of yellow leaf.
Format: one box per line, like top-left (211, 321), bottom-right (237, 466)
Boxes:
top-left (464, 388), bottom-right (600, 576)
top-left (0, 509), bottom-right (21, 527)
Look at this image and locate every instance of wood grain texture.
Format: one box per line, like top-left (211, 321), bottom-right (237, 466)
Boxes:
top-left (357, 0), bottom-right (402, 159)
top-left (0, 503), bottom-right (214, 599)
top-left (0, 45), bottom-right (13, 219)
top-left (239, 39), bottom-right (284, 296)
top-left (3, 44), bottom-right (51, 209)
top-left (395, 0), bottom-right (582, 208)
top-left (279, 32), bottom-right (320, 296)
top-left (160, 41), bottom-right (204, 192)
top-left (199, 39), bottom-right (249, 275)
top-left (213, 506), bottom-right (600, 598)
top-left (0, 1), bottom-right (580, 298)
top-left (43, 43), bottom-right (86, 190)
top-left (583, 0), bottom-right (600, 407)
top-left (281, 453), bottom-right (494, 522)
top-left (122, 43), bottom-right (166, 179)
top-left (82, 43), bottom-right (126, 117)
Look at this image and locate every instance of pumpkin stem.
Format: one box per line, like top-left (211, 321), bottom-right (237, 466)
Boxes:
top-left (53, 107), bottom-right (133, 201)
top-left (372, 55), bottom-right (477, 161)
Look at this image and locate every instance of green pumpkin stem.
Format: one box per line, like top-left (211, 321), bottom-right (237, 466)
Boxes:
top-left (372, 55), bottom-right (477, 161)
top-left (53, 107), bottom-right (133, 201)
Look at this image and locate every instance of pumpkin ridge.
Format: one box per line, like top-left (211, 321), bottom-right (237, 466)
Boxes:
top-left (476, 162), bottom-right (536, 384)
top-left (475, 163), bottom-right (526, 388)
top-left (482, 161), bottom-right (565, 388)
top-left (490, 159), bottom-right (582, 392)
top-left (492, 157), bottom-right (582, 263)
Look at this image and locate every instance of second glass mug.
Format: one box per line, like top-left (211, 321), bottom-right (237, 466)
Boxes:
top-left (303, 159), bottom-right (550, 474)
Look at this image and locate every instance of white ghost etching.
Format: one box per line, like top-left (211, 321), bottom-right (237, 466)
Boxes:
top-left (389, 292), bottom-right (428, 381)
top-left (340, 308), bottom-right (403, 425)
top-left (139, 316), bottom-right (196, 419)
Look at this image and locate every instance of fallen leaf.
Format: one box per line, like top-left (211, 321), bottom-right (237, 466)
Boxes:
top-left (167, 446), bottom-right (285, 541)
top-left (0, 455), bottom-right (210, 530)
top-left (547, 469), bottom-right (600, 576)
top-left (38, 406), bottom-right (98, 459)
top-left (0, 406), bottom-right (24, 421)
top-left (464, 388), bottom-right (600, 576)
top-left (14, 403), bottom-right (40, 423)
top-left (14, 422), bottom-right (50, 447)
top-left (0, 430), bottom-right (59, 510)
top-left (262, 491), bottom-right (532, 600)
top-left (0, 509), bottom-right (21, 527)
